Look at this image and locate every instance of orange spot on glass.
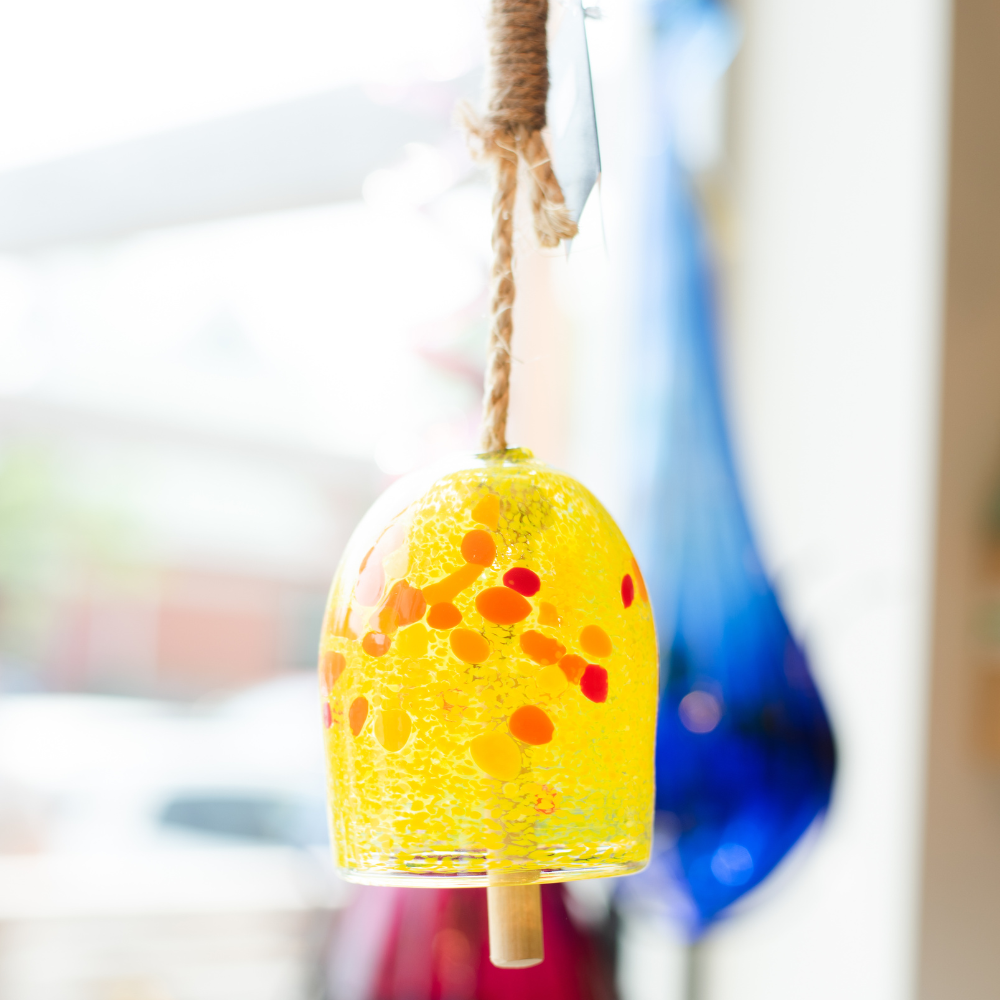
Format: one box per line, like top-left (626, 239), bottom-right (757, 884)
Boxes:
top-left (362, 632), bottom-right (392, 657)
top-left (581, 665), bottom-right (608, 703)
top-left (559, 654), bottom-right (587, 683)
top-left (355, 522), bottom-right (407, 607)
top-left (621, 574), bottom-right (635, 608)
top-left (450, 628), bottom-right (492, 664)
top-left (471, 494), bottom-right (501, 530)
top-left (421, 563), bottom-right (486, 605)
top-left (631, 556), bottom-right (649, 603)
top-left (371, 579), bottom-right (426, 635)
top-left (322, 701), bottom-right (333, 729)
top-left (538, 601), bottom-right (562, 627)
top-left (375, 709), bottom-right (412, 752)
top-left (580, 624), bottom-right (613, 658)
top-left (330, 606), bottom-right (368, 640)
top-left (355, 548), bottom-right (384, 607)
top-left (319, 650), bottom-right (346, 692)
top-left (461, 529), bottom-right (497, 566)
top-left (476, 587), bottom-right (532, 625)
top-left (349, 696), bottom-right (369, 736)
top-left (427, 602), bottom-right (462, 630)
top-left (469, 732), bottom-right (521, 781)
top-left (519, 629), bottom-right (566, 665)
top-left (508, 705), bottom-right (555, 745)
top-left (503, 567), bottom-right (541, 597)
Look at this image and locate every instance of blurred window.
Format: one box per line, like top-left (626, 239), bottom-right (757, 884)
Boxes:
top-left (160, 793), bottom-right (328, 848)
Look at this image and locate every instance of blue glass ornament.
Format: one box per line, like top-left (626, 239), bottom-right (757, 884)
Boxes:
top-left (632, 0), bottom-right (837, 936)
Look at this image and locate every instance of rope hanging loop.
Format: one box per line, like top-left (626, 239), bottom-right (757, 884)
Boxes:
top-left (461, 0), bottom-right (578, 454)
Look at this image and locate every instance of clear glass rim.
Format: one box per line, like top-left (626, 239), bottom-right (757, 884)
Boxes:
top-left (337, 859), bottom-right (648, 888)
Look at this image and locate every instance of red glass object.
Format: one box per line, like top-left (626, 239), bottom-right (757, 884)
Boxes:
top-left (326, 884), bottom-right (616, 1000)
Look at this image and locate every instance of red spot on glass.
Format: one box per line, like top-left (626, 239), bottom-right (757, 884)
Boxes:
top-left (322, 702), bottom-right (332, 728)
top-left (621, 574), bottom-right (635, 608)
top-left (580, 665), bottom-right (608, 703)
top-left (502, 567), bottom-right (541, 597)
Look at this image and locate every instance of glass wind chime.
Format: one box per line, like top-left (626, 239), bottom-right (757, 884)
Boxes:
top-left (318, 0), bottom-right (657, 972)
top-left (630, 0), bottom-right (838, 941)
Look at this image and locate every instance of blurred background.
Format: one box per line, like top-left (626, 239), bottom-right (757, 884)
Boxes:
top-left (0, 0), bottom-right (996, 997)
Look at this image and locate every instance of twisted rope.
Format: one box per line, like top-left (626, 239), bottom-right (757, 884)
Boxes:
top-left (461, 0), bottom-right (578, 454)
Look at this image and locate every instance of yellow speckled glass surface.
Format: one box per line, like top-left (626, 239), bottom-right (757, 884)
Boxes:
top-left (318, 448), bottom-right (658, 886)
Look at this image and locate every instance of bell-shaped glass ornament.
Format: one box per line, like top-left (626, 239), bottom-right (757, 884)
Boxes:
top-left (318, 448), bottom-right (658, 888)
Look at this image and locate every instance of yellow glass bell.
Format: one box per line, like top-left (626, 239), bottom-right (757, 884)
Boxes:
top-left (318, 448), bottom-right (658, 887)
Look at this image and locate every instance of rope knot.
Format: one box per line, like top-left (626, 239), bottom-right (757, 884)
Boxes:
top-left (461, 0), bottom-right (578, 454)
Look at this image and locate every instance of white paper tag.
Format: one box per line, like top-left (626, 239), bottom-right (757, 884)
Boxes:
top-left (547, 0), bottom-right (601, 227)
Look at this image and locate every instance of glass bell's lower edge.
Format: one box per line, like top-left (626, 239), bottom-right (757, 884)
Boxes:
top-left (337, 859), bottom-right (648, 888)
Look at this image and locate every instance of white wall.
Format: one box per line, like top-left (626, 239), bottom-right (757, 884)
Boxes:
top-left (707, 1), bottom-right (951, 998)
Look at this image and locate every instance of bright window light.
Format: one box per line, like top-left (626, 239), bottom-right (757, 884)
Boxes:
top-left (0, 0), bottom-right (484, 171)
top-left (0, 188), bottom-right (490, 462)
